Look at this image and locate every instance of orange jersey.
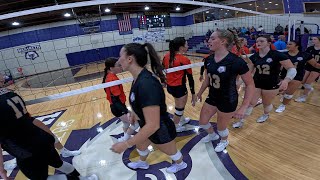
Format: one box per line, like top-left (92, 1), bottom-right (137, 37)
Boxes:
top-left (162, 53), bottom-right (192, 86)
top-left (104, 72), bottom-right (126, 104)
top-left (231, 45), bottom-right (249, 56)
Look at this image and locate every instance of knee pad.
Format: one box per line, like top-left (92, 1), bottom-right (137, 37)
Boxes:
top-left (283, 94), bottom-right (293, 99)
top-left (123, 121), bottom-right (130, 129)
top-left (129, 122), bottom-right (139, 131)
top-left (170, 151), bottom-right (182, 161)
top-left (264, 104), bottom-right (273, 113)
top-left (245, 106), bottom-right (254, 116)
top-left (199, 123), bottom-right (211, 130)
top-left (137, 149), bottom-right (150, 157)
top-left (304, 84), bottom-right (313, 90)
top-left (175, 107), bottom-right (184, 117)
top-left (57, 161), bottom-right (75, 174)
top-left (218, 129), bottom-right (229, 138)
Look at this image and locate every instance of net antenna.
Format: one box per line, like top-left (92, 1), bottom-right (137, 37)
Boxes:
top-left (72, 5), bottom-right (102, 34)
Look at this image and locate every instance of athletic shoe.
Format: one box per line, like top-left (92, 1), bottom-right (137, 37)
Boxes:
top-left (232, 119), bottom-right (244, 128)
top-left (295, 96), bottom-right (306, 102)
top-left (84, 174), bottom-right (99, 180)
top-left (4, 161), bottom-right (17, 170)
top-left (179, 116), bottom-right (190, 126)
top-left (256, 114), bottom-right (269, 123)
top-left (61, 149), bottom-right (81, 158)
top-left (127, 160), bottom-right (149, 169)
top-left (166, 162), bottom-right (187, 173)
top-left (215, 140), bottom-right (229, 152)
top-left (200, 133), bottom-right (220, 143)
top-left (176, 124), bottom-right (187, 132)
top-left (275, 104), bottom-right (286, 113)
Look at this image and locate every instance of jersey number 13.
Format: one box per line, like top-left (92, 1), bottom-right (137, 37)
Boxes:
top-left (208, 73), bottom-right (221, 88)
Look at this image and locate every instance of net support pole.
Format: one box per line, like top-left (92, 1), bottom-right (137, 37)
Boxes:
top-left (288, 19), bottom-right (291, 42)
top-left (293, 19), bottom-right (296, 40)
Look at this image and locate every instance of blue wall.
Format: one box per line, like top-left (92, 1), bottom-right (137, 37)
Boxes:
top-left (66, 45), bottom-right (123, 66)
top-left (0, 16), bottom-right (190, 50)
top-left (284, 0), bottom-right (319, 13)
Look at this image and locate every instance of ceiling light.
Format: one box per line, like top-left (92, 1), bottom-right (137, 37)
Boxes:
top-left (275, 3), bottom-right (279, 5)
top-left (265, 8), bottom-right (268, 10)
top-left (269, 1), bottom-right (272, 3)
top-left (227, 10), bottom-right (229, 11)
top-left (176, 6), bottom-right (181, 11)
top-left (257, 6), bottom-right (259, 7)
top-left (12, 22), bottom-right (20, 26)
top-left (64, 13), bottom-right (71, 17)
top-left (249, 4), bottom-right (252, 6)
top-left (105, 8), bottom-right (111, 13)
top-left (145, 6), bottom-right (150, 10)
top-left (206, 11), bottom-right (209, 13)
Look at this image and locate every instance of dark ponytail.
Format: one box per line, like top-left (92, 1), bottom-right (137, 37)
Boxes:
top-left (123, 43), bottom-right (166, 83)
top-left (169, 37), bottom-right (187, 68)
top-left (290, 40), bottom-right (302, 51)
top-left (144, 43), bottom-right (166, 83)
top-left (233, 35), bottom-right (242, 56)
top-left (102, 57), bottom-right (118, 84)
top-left (169, 40), bottom-right (175, 68)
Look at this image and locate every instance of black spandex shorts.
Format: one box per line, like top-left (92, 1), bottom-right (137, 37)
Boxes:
top-left (110, 98), bottom-right (128, 117)
top-left (205, 95), bottom-right (238, 113)
top-left (138, 113), bottom-right (177, 144)
top-left (167, 84), bottom-right (188, 98)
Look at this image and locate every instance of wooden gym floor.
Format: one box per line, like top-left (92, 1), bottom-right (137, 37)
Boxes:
top-left (7, 53), bottom-right (320, 180)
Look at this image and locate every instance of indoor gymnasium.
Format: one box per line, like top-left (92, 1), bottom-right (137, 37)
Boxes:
top-left (0, 0), bottom-right (319, 179)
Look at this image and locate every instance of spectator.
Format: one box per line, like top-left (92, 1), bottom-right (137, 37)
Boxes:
top-left (274, 35), bottom-right (287, 50)
top-left (206, 29), bottom-right (212, 38)
top-left (270, 35), bottom-right (276, 43)
top-left (257, 25), bottom-right (264, 34)
top-left (274, 24), bottom-right (284, 35)
top-left (284, 25), bottom-right (289, 36)
top-left (241, 27), bottom-right (248, 35)
top-left (250, 26), bottom-right (257, 35)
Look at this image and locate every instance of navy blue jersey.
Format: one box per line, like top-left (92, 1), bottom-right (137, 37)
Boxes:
top-left (280, 51), bottom-right (313, 80)
top-left (305, 46), bottom-right (320, 73)
top-left (250, 50), bottom-right (288, 85)
top-left (204, 53), bottom-right (249, 102)
top-left (129, 69), bottom-right (168, 126)
top-left (306, 46), bottom-right (320, 62)
top-left (0, 88), bottom-right (54, 159)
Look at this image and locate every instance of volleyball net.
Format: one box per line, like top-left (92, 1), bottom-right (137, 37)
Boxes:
top-left (0, 0), bottom-right (294, 112)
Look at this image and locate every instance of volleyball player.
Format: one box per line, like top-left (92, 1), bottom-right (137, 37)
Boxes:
top-left (162, 37), bottom-right (197, 132)
top-left (233, 35), bottom-right (296, 128)
top-left (3, 117), bottom-right (81, 171)
top-left (111, 43), bottom-right (187, 173)
top-left (102, 57), bottom-right (139, 142)
top-left (231, 37), bottom-right (250, 56)
top-left (275, 40), bottom-right (320, 112)
top-left (0, 76), bottom-right (97, 180)
top-left (196, 29), bottom-right (255, 152)
top-left (199, 47), bottom-right (214, 82)
top-left (231, 37), bottom-right (251, 92)
top-left (295, 36), bottom-right (320, 102)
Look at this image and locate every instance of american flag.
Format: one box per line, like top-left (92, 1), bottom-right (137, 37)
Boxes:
top-left (117, 12), bottom-right (132, 35)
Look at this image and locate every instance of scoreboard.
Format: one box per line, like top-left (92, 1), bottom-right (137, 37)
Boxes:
top-left (138, 12), bottom-right (171, 29)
